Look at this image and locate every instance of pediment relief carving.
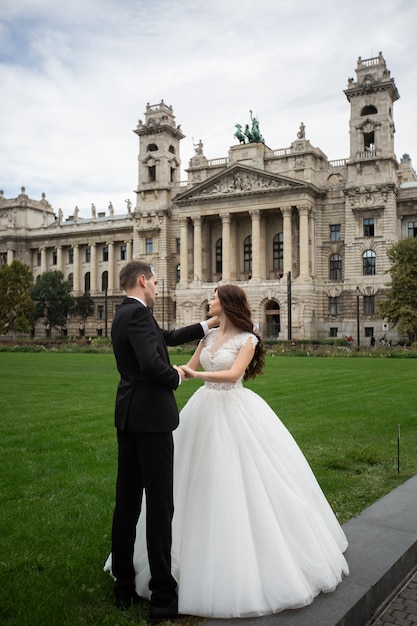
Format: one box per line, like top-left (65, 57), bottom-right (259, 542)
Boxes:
top-left (177, 167), bottom-right (304, 202)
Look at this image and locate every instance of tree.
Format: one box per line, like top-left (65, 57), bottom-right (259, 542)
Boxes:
top-left (75, 292), bottom-right (95, 334)
top-left (30, 271), bottom-right (76, 335)
top-left (378, 237), bottom-right (417, 341)
top-left (0, 260), bottom-right (34, 336)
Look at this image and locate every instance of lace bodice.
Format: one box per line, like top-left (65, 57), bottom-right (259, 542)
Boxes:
top-left (199, 330), bottom-right (258, 390)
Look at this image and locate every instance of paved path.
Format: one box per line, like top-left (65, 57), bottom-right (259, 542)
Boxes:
top-left (372, 570), bottom-right (417, 626)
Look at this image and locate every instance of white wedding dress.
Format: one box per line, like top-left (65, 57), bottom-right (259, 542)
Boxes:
top-left (126, 330), bottom-right (349, 617)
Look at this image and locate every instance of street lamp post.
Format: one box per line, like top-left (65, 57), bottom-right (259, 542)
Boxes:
top-left (356, 286), bottom-right (360, 347)
top-left (287, 271), bottom-right (292, 341)
top-left (104, 287), bottom-right (108, 338)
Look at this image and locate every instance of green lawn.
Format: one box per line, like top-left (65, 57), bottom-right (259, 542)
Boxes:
top-left (1, 353), bottom-right (416, 625)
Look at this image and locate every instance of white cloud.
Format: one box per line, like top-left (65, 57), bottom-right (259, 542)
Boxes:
top-left (1, 0), bottom-right (417, 216)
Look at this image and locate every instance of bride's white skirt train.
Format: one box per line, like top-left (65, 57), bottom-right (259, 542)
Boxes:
top-left (129, 384), bottom-right (348, 618)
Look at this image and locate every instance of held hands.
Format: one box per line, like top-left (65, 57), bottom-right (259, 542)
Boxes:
top-left (180, 365), bottom-right (197, 380)
top-left (173, 364), bottom-right (186, 382)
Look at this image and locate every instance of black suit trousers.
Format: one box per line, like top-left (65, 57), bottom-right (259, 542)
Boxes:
top-left (111, 429), bottom-right (177, 606)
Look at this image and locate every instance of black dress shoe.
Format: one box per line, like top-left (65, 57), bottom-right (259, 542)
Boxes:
top-left (114, 589), bottom-right (142, 609)
top-left (149, 596), bottom-right (178, 622)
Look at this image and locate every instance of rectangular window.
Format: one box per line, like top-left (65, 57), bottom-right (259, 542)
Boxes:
top-left (146, 238), bottom-right (153, 254)
top-left (120, 244), bottom-right (127, 261)
top-left (103, 246), bottom-right (109, 262)
top-left (329, 297), bottom-right (339, 316)
top-left (363, 218), bottom-right (375, 237)
top-left (97, 305), bottom-right (104, 320)
top-left (176, 238), bottom-right (181, 254)
top-left (408, 221), bottom-right (417, 238)
top-left (85, 247), bottom-right (91, 263)
top-left (37, 252), bottom-right (42, 267)
top-left (52, 250), bottom-right (57, 265)
top-left (68, 249), bottom-right (74, 264)
top-left (364, 295), bottom-right (375, 315)
top-left (330, 224), bottom-right (341, 241)
top-left (329, 327), bottom-right (338, 337)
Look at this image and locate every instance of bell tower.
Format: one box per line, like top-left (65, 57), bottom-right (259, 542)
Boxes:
top-left (344, 52), bottom-right (399, 180)
top-left (133, 100), bottom-right (185, 213)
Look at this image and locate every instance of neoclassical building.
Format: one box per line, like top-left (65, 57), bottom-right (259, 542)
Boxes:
top-left (1, 53), bottom-right (417, 342)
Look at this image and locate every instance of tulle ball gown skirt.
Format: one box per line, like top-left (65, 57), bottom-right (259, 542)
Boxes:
top-left (132, 383), bottom-right (349, 618)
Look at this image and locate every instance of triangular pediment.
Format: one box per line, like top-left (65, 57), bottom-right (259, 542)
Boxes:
top-left (174, 163), bottom-right (309, 204)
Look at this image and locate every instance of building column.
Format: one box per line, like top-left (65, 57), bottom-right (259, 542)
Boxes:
top-left (281, 206), bottom-right (293, 276)
top-left (179, 217), bottom-right (189, 284)
top-left (73, 245), bottom-right (80, 292)
top-left (298, 205), bottom-right (310, 277)
top-left (221, 213), bottom-right (231, 281)
top-left (250, 209), bottom-right (261, 280)
top-left (192, 216), bottom-right (202, 282)
top-left (126, 240), bottom-right (132, 261)
top-left (90, 243), bottom-right (97, 292)
top-left (7, 248), bottom-right (14, 264)
top-left (40, 247), bottom-right (47, 274)
top-left (56, 246), bottom-right (63, 271)
top-left (108, 241), bottom-right (115, 292)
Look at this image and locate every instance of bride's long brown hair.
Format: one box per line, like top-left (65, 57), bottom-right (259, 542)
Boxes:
top-left (216, 284), bottom-right (265, 381)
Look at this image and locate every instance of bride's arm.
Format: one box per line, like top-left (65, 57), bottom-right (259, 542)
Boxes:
top-left (183, 339), bottom-right (204, 371)
top-left (182, 338), bottom-right (255, 384)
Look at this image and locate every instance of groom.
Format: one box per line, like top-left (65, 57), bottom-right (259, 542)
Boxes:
top-left (110, 260), bottom-right (216, 621)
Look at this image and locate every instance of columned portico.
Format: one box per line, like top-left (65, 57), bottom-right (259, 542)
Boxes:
top-left (179, 217), bottom-right (189, 284)
top-left (40, 247), bottom-right (47, 274)
top-left (250, 209), bottom-right (261, 280)
top-left (90, 243), bottom-right (97, 292)
top-left (281, 206), bottom-right (293, 276)
top-left (192, 216), bottom-right (202, 281)
top-left (56, 246), bottom-right (63, 271)
top-left (73, 245), bottom-right (80, 292)
top-left (108, 242), bottom-right (115, 292)
top-left (221, 213), bottom-right (231, 281)
top-left (298, 205), bottom-right (310, 277)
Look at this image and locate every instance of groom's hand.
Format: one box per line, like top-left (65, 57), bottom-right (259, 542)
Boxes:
top-left (173, 365), bottom-right (186, 382)
top-left (207, 315), bottom-right (219, 329)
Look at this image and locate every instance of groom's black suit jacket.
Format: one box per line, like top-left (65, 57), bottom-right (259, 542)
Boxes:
top-left (111, 296), bottom-right (204, 432)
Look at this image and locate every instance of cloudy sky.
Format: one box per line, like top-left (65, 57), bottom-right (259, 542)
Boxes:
top-left (1, 0), bottom-right (417, 218)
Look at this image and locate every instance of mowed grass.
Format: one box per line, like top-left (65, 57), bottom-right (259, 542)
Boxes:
top-left (1, 352), bottom-right (416, 625)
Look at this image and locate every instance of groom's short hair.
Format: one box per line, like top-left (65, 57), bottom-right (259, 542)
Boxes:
top-left (120, 260), bottom-right (154, 291)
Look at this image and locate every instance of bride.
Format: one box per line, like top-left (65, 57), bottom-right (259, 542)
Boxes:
top-left (128, 284), bottom-right (348, 618)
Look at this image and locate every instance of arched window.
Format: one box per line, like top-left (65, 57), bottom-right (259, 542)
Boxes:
top-left (102, 271), bottom-right (108, 291)
top-left (84, 272), bottom-right (91, 293)
top-left (147, 143), bottom-right (158, 151)
top-left (243, 235), bottom-right (252, 274)
top-left (273, 232), bottom-right (283, 274)
top-left (361, 105), bottom-right (377, 116)
top-left (168, 145), bottom-right (175, 154)
top-left (329, 254), bottom-right (342, 280)
top-left (215, 238), bottom-right (222, 274)
top-left (363, 250), bottom-right (376, 275)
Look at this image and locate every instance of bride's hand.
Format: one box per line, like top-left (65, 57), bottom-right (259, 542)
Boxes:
top-left (181, 365), bottom-right (197, 379)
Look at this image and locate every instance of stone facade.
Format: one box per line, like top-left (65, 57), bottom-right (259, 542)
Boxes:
top-left (1, 54), bottom-right (417, 343)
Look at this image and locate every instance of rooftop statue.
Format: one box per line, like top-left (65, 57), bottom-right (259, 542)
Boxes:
top-left (234, 110), bottom-right (265, 144)
top-left (297, 122), bottom-right (305, 140)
